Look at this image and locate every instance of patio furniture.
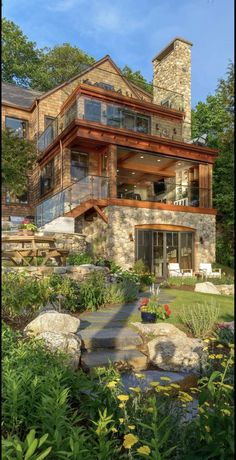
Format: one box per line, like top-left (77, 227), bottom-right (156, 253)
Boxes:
top-left (2, 235), bottom-right (69, 266)
top-left (199, 263), bottom-right (222, 279)
top-left (168, 263), bottom-right (193, 277)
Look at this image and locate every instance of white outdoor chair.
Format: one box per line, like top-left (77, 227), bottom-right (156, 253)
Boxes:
top-left (199, 263), bottom-right (221, 279)
top-left (168, 263), bottom-right (193, 277)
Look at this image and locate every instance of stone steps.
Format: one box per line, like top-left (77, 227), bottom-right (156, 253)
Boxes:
top-left (78, 327), bottom-right (143, 350)
top-left (81, 349), bottom-right (147, 370)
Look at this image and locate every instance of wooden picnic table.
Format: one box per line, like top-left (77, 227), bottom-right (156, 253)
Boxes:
top-left (2, 235), bottom-right (69, 266)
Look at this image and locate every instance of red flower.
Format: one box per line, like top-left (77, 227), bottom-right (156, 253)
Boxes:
top-left (164, 304), bottom-right (171, 317)
top-left (140, 297), bottom-right (149, 306)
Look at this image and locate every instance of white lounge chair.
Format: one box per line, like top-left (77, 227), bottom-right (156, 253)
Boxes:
top-left (199, 263), bottom-right (221, 279)
top-left (168, 263), bottom-right (193, 277)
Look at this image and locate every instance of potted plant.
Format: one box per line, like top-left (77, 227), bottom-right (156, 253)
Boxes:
top-left (139, 296), bottom-right (171, 323)
top-left (18, 219), bottom-right (37, 235)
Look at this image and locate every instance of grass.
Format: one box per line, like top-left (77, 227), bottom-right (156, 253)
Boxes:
top-left (128, 288), bottom-right (234, 327)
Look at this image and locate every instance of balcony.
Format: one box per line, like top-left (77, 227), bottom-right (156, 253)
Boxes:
top-left (37, 84), bottom-right (190, 153)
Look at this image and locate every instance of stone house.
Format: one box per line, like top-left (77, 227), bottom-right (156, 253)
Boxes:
top-left (1, 37), bottom-right (217, 276)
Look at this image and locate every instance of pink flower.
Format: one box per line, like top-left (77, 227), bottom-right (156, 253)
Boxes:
top-left (140, 298), bottom-right (149, 306)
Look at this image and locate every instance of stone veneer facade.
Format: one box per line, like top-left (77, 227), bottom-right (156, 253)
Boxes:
top-left (77, 206), bottom-right (216, 271)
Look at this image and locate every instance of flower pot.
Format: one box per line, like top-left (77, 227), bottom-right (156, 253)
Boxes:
top-left (141, 311), bottom-right (156, 323)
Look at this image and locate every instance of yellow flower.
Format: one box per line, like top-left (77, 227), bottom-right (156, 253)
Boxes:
top-left (117, 394), bottom-right (129, 402)
top-left (170, 383), bottom-right (180, 389)
top-left (111, 427), bottom-right (118, 433)
top-left (205, 426), bottom-right (210, 433)
top-left (203, 339), bottom-right (210, 343)
top-left (216, 344), bottom-right (224, 348)
top-left (149, 381), bottom-right (159, 387)
top-left (119, 403), bottom-right (125, 409)
top-left (123, 434), bottom-right (139, 449)
top-left (160, 376), bottom-right (171, 381)
top-left (208, 354), bottom-right (216, 359)
top-left (209, 337), bottom-right (216, 341)
top-left (129, 386), bottom-right (141, 393)
top-left (221, 409), bottom-right (231, 416)
top-left (128, 425), bottom-right (135, 430)
top-left (203, 347), bottom-right (209, 351)
top-left (107, 381), bottom-right (118, 389)
top-left (135, 373), bottom-right (145, 379)
top-left (146, 407), bottom-right (154, 413)
top-left (119, 418), bottom-right (124, 423)
top-left (137, 445), bottom-right (151, 456)
top-left (164, 392), bottom-right (170, 397)
top-left (215, 354), bottom-right (223, 359)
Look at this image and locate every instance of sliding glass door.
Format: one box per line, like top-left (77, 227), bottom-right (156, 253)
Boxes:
top-left (136, 229), bottom-right (193, 277)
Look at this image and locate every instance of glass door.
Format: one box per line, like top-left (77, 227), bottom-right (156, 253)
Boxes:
top-left (153, 231), bottom-right (164, 277)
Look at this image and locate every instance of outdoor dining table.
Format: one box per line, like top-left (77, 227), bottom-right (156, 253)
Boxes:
top-left (2, 234), bottom-right (69, 266)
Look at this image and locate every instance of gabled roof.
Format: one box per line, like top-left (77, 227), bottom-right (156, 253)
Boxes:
top-left (2, 82), bottom-right (43, 109)
top-left (37, 55), bottom-right (141, 101)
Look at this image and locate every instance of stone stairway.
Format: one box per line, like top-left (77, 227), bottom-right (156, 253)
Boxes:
top-left (77, 327), bottom-right (147, 370)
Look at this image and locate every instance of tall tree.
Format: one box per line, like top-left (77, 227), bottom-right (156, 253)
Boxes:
top-left (192, 62), bottom-right (234, 267)
top-left (2, 18), bottom-right (40, 87)
top-left (121, 65), bottom-right (152, 94)
top-left (31, 43), bottom-right (95, 91)
top-left (2, 130), bottom-right (37, 195)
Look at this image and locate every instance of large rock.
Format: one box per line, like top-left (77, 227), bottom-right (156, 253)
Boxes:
top-left (24, 311), bottom-right (80, 336)
top-left (66, 264), bottom-right (109, 274)
top-left (35, 331), bottom-right (81, 354)
top-left (194, 282), bottom-right (220, 295)
top-left (215, 285), bottom-right (234, 296)
top-left (78, 327), bottom-right (143, 350)
top-left (148, 335), bottom-right (204, 374)
top-left (132, 322), bottom-right (186, 337)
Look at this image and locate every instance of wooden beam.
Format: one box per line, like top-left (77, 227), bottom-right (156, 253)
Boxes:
top-left (118, 162), bottom-right (175, 177)
top-left (118, 151), bottom-right (138, 164)
top-left (93, 205), bottom-right (108, 223)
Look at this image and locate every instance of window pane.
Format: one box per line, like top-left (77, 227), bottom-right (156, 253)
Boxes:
top-left (71, 151), bottom-right (88, 181)
top-left (136, 115), bottom-right (150, 134)
top-left (180, 232), bottom-right (193, 270)
top-left (123, 111), bottom-right (135, 131)
top-left (40, 160), bottom-right (54, 195)
top-left (5, 117), bottom-right (27, 137)
top-left (84, 100), bottom-right (101, 122)
top-left (107, 105), bottom-right (121, 127)
top-left (45, 116), bottom-right (55, 128)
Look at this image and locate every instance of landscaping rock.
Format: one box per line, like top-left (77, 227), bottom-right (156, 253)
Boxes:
top-left (148, 335), bottom-right (204, 374)
top-left (66, 264), bottom-right (109, 274)
top-left (35, 331), bottom-right (81, 354)
top-left (53, 267), bottom-right (67, 275)
top-left (194, 282), bottom-right (220, 295)
top-left (24, 311), bottom-right (80, 336)
top-left (214, 285), bottom-right (234, 296)
top-left (132, 322), bottom-right (186, 337)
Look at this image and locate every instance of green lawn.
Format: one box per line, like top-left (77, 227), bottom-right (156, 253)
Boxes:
top-left (128, 288), bottom-right (234, 326)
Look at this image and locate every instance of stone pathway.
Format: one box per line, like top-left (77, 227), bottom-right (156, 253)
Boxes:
top-left (78, 291), bottom-right (176, 370)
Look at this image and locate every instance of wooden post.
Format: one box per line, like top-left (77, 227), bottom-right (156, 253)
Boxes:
top-left (199, 164), bottom-right (210, 208)
top-left (107, 144), bottom-right (117, 198)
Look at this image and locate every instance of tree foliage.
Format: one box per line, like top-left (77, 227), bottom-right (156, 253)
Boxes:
top-left (192, 62), bottom-right (234, 267)
top-left (31, 43), bottom-right (95, 92)
top-left (2, 130), bottom-right (37, 195)
top-left (121, 65), bottom-right (152, 94)
top-left (2, 18), bottom-right (40, 87)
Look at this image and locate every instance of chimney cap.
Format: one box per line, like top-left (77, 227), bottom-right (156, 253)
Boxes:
top-left (152, 37), bottom-right (193, 62)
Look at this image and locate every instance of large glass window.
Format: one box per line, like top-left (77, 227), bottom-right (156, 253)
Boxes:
top-left (40, 160), bottom-right (54, 196)
top-left (5, 116), bottom-right (28, 137)
top-left (107, 105), bottom-right (122, 127)
top-left (84, 99), bottom-right (101, 122)
top-left (71, 151), bottom-right (88, 181)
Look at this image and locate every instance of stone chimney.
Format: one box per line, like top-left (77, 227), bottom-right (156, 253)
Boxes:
top-left (152, 37), bottom-right (193, 139)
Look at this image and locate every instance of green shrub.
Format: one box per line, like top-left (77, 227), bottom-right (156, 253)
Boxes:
top-left (67, 252), bottom-right (93, 265)
top-left (214, 324), bottom-right (234, 347)
top-left (133, 259), bottom-right (148, 274)
top-left (1, 272), bottom-right (80, 319)
top-left (79, 272), bottom-right (107, 311)
top-left (179, 302), bottom-right (220, 338)
top-left (105, 279), bottom-right (138, 305)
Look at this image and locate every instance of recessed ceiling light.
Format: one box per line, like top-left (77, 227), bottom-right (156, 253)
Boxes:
top-left (157, 159), bottom-right (161, 162)
top-left (140, 155), bottom-right (144, 159)
top-left (131, 172), bottom-right (135, 175)
top-left (178, 162), bottom-right (181, 165)
top-left (117, 169), bottom-right (119, 172)
top-left (125, 189), bottom-right (128, 191)
top-left (134, 185), bottom-right (137, 188)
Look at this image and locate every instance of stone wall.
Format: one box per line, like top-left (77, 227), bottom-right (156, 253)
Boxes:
top-left (2, 232), bottom-right (87, 254)
top-left (79, 206), bottom-right (216, 270)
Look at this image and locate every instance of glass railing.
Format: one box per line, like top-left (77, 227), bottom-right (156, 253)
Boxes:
top-left (116, 179), bottom-right (211, 208)
top-left (36, 175), bottom-right (109, 227)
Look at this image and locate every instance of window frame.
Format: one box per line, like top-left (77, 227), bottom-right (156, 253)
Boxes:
top-left (5, 116), bottom-right (28, 138)
top-left (40, 159), bottom-right (54, 196)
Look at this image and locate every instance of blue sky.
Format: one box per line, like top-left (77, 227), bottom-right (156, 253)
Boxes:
top-left (3, 0), bottom-right (234, 107)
